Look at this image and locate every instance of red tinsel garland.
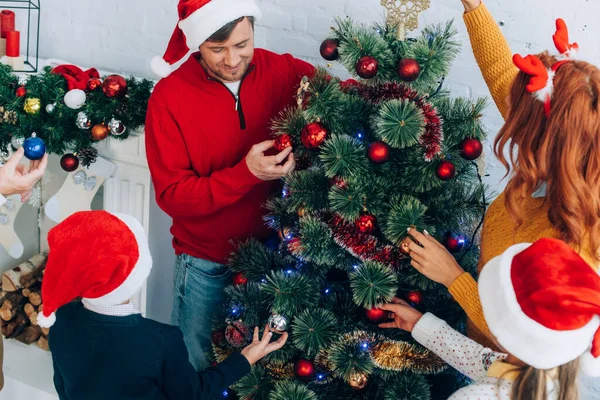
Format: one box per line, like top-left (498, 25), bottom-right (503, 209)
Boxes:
top-left (356, 82), bottom-right (443, 161)
top-left (327, 214), bottom-right (408, 271)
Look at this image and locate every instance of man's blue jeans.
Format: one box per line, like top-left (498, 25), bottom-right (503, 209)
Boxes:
top-left (171, 253), bottom-right (231, 371)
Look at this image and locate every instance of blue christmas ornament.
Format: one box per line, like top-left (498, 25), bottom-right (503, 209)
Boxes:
top-left (23, 132), bottom-right (46, 160)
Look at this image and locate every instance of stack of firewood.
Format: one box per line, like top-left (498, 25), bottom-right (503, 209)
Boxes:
top-left (0, 252), bottom-right (49, 350)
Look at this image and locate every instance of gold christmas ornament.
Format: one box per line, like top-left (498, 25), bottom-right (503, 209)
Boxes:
top-left (348, 371), bottom-right (368, 390)
top-left (24, 98), bottom-right (41, 115)
top-left (381, 0), bottom-right (431, 40)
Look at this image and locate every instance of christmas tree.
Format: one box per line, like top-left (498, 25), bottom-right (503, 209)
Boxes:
top-left (212, 7), bottom-right (489, 400)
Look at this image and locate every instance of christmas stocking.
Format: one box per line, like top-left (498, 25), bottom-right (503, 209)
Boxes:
top-left (44, 156), bottom-right (116, 223)
top-left (0, 195), bottom-right (25, 258)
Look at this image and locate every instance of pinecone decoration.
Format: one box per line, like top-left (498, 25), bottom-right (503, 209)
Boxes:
top-left (77, 147), bottom-right (98, 168)
top-left (4, 110), bottom-right (17, 125)
top-left (115, 102), bottom-right (129, 117)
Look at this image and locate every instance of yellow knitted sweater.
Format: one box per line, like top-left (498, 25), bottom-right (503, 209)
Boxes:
top-left (447, 2), bottom-right (599, 348)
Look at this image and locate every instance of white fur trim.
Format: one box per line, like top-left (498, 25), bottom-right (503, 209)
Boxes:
top-left (479, 243), bottom-right (600, 370)
top-left (84, 213), bottom-right (153, 306)
top-left (38, 311), bottom-right (56, 328)
top-left (179, 0), bottom-right (262, 49)
top-left (580, 350), bottom-right (600, 377)
top-left (532, 69), bottom-right (555, 102)
top-left (151, 56), bottom-right (173, 78)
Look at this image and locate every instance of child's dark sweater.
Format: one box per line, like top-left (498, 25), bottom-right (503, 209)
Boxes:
top-left (48, 302), bottom-right (250, 399)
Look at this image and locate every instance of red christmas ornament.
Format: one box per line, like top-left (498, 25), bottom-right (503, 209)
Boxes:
top-left (443, 232), bottom-right (466, 253)
top-left (368, 141), bottom-right (390, 164)
top-left (15, 86), bottom-right (26, 97)
top-left (225, 321), bottom-right (250, 348)
top-left (320, 38), bottom-right (340, 61)
top-left (86, 77), bottom-right (102, 91)
top-left (232, 272), bottom-right (247, 286)
top-left (60, 153), bottom-right (80, 172)
top-left (274, 133), bottom-right (292, 152)
top-left (211, 330), bottom-right (226, 346)
top-left (397, 58), bottom-right (421, 82)
top-left (102, 74), bottom-right (128, 98)
top-left (356, 213), bottom-right (376, 234)
top-left (365, 307), bottom-right (387, 324)
top-left (294, 359), bottom-right (316, 379)
top-left (407, 290), bottom-right (423, 305)
top-left (91, 123), bottom-right (110, 141)
top-left (436, 160), bottom-right (456, 181)
top-left (459, 138), bottom-right (483, 160)
top-left (301, 122), bottom-right (328, 149)
top-left (329, 176), bottom-right (348, 190)
top-left (287, 237), bottom-right (303, 253)
top-left (355, 56), bottom-right (378, 79)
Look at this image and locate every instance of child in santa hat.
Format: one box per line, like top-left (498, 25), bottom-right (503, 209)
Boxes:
top-left (41, 210), bottom-right (287, 400)
top-left (379, 237), bottom-right (600, 399)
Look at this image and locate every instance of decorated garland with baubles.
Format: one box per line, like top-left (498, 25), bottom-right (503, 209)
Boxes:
top-left (0, 64), bottom-right (153, 170)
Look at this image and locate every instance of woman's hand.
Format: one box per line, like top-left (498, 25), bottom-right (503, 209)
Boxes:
top-left (461, 0), bottom-right (482, 12)
top-left (406, 228), bottom-right (465, 288)
top-left (377, 297), bottom-right (423, 332)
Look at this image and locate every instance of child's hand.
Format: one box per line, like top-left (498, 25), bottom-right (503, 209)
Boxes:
top-left (241, 325), bottom-right (288, 365)
top-left (377, 297), bottom-right (423, 332)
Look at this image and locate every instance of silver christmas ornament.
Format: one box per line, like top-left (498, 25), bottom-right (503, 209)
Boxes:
top-left (11, 136), bottom-right (24, 149)
top-left (45, 103), bottom-right (56, 114)
top-left (108, 118), bottom-right (126, 136)
top-left (268, 314), bottom-right (289, 334)
top-left (76, 111), bottom-right (92, 130)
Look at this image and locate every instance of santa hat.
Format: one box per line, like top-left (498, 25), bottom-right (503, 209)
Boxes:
top-left (151, 0), bottom-right (262, 78)
top-left (38, 211), bottom-right (152, 328)
top-left (479, 238), bottom-right (600, 376)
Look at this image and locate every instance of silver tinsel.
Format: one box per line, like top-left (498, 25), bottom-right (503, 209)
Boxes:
top-left (76, 111), bottom-right (92, 130)
top-left (11, 136), bottom-right (24, 149)
top-left (108, 117), bottom-right (126, 136)
top-left (45, 103), bottom-right (56, 114)
top-left (268, 314), bottom-right (289, 334)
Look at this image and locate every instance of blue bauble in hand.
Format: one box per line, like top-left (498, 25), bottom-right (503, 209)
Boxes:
top-left (23, 132), bottom-right (46, 160)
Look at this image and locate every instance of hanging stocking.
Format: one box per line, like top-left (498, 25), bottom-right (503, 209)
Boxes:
top-left (0, 195), bottom-right (24, 258)
top-left (44, 156), bottom-right (115, 223)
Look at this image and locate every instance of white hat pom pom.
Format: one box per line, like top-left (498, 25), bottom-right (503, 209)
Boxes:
top-left (151, 56), bottom-right (173, 78)
top-left (37, 311), bottom-right (57, 328)
top-left (580, 350), bottom-right (600, 377)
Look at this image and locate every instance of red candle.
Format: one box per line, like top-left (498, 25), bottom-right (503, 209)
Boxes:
top-left (6, 30), bottom-right (19, 57)
top-left (0, 10), bottom-right (15, 39)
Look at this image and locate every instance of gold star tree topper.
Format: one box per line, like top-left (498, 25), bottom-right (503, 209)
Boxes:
top-left (381, 0), bottom-right (431, 40)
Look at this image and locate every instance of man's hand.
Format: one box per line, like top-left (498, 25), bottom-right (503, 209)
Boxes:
top-left (241, 325), bottom-right (288, 365)
top-left (406, 228), bottom-right (465, 288)
top-left (246, 140), bottom-right (295, 181)
top-left (378, 298), bottom-right (423, 332)
top-left (0, 147), bottom-right (48, 202)
top-left (461, 0), bottom-right (481, 12)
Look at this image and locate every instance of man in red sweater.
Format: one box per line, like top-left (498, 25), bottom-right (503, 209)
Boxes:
top-left (146, 0), bottom-right (314, 370)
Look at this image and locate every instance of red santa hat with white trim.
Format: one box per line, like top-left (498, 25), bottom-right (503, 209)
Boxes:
top-left (151, 0), bottom-right (262, 78)
top-left (38, 211), bottom-right (152, 328)
top-left (479, 238), bottom-right (600, 376)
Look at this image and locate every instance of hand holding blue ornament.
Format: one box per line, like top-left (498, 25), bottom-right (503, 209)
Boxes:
top-left (23, 132), bottom-right (46, 161)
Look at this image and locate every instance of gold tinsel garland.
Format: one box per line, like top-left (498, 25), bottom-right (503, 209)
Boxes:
top-left (371, 340), bottom-right (447, 374)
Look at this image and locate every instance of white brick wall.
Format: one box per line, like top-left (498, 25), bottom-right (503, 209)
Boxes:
top-left (38, 0), bottom-right (600, 192)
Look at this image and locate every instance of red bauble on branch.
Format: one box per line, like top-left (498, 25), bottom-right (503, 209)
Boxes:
top-left (368, 141), bottom-right (390, 164)
top-left (102, 74), bottom-right (128, 98)
top-left (301, 122), bottom-right (328, 149)
top-left (397, 58), bottom-right (421, 82)
top-left (294, 359), bottom-right (316, 379)
top-left (87, 78), bottom-right (102, 91)
top-left (60, 153), bottom-right (80, 172)
top-left (436, 160), bottom-right (456, 181)
top-left (355, 56), bottom-right (378, 79)
top-left (15, 86), bottom-right (26, 97)
top-left (443, 232), bottom-right (466, 253)
top-left (91, 124), bottom-right (110, 141)
top-left (356, 212), bottom-right (376, 234)
top-left (225, 321), bottom-right (250, 347)
top-left (459, 138), bottom-right (483, 160)
top-left (406, 290), bottom-right (423, 305)
top-left (232, 272), bottom-right (247, 286)
top-left (274, 133), bottom-right (292, 152)
top-left (365, 307), bottom-right (387, 324)
top-left (320, 39), bottom-right (340, 61)
top-left (211, 330), bottom-right (226, 346)
top-left (329, 176), bottom-right (348, 190)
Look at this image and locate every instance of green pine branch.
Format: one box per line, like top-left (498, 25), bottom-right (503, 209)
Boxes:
top-left (292, 308), bottom-right (339, 357)
top-left (349, 261), bottom-right (398, 308)
top-left (372, 99), bottom-right (426, 149)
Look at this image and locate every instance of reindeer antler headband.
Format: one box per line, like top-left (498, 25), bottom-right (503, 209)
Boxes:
top-left (512, 19), bottom-right (579, 116)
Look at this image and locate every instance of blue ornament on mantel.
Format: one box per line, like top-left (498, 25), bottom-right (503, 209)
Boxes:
top-left (23, 132), bottom-right (46, 160)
